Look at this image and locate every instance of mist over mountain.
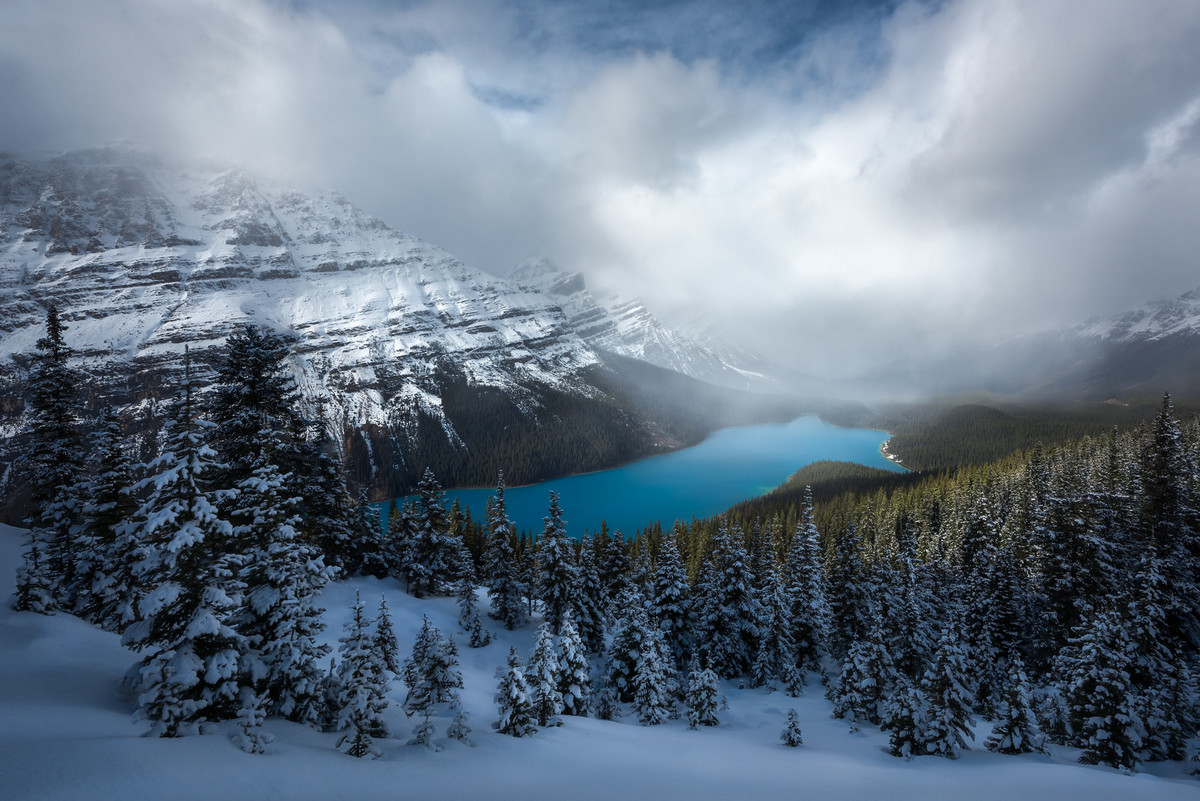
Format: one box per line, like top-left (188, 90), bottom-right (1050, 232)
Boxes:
top-left (4, 0), bottom-right (1199, 392)
top-left (0, 147), bottom-right (815, 509)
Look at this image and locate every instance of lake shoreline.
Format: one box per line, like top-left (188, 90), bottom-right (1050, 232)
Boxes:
top-left (384, 415), bottom-right (905, 535)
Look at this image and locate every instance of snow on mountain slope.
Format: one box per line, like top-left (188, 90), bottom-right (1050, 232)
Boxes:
top-left (1070, 287), bottom-right (1200, 343)
top-left (0, 148), bottom-right (608, 486)
top-left (511, 257), bottom-right (780, 391)
top-left (1, 522), bottom-right (1196, 801)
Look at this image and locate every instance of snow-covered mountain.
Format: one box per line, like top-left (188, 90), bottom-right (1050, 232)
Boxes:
top-left (953, 285), bottom-right (1200, 401)
top-left (0, 148), bottom-right (723, 497)
top-left (510, 257), bottom-right (781, 391)
top-left (1070, 288), bottom-right (1200, 343)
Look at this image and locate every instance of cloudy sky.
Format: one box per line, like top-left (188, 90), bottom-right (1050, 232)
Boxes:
top-left (3, 0), bottom-right (1200, 382)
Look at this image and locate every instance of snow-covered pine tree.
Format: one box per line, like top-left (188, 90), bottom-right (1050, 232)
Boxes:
top-left (1127, 541), bottom-right (1189, 761)
top-left (692, 524), bottom-right (760, 679)
top-left (557, 612), bottom-right (592, 717)
top-left (232, 686), bottom-right (273, 754)
top-left (404, 616), bottom-right (437, 691)
top-left (482, 474), bottom-right (527, 630)
top-left (648, 533), bottom-right (692, 668)
top-left (75, 405), bottom-right (138, 626)
top-left (527, 620), bottom-right (563, 727)
top-left (416, 621), bottom-right (465, 714)
top-left (634, 624), bottom-right (673, 726)
top-left (962, 495), bottom-right (1006, 718)
top-left (122, 352), bottom-right (245, 736)
top-left (753, 563), bottom-right (797, 693)
top-left (780, 708), bottom-right (803, 747)
top-left (234, 461), bottom-right (333, 726)
top-left (207, 324), bottom-right (308, 494)
top-left (317, 656), bottom-right (340, 733)
top-left (784, 487), bottom-right (829, 673)
top-left (984, 655), bottom-right (1046, 755)
top-left (605, 590), bottom-right (649, 703)
top-left (594, 677), bottom-right (620, 721)
top-left (920, 624), bottom-right (976, 759)
top-left (830, 620), bottom-right (894, 728)
top-left (385, 500), bottom-right (417, 588)
top-left (537, 491), bottom-right (579, 634)
top-left (18, 303), bottom-right (84, 612)
top-left (881, 673), bottom-right (926, 760)
top-left (12, 525), bottom-right (55, 615)
top-left (406, 469), bottom-right (465, 597)
top-left (686, 656), bottom-right (722, 729)
top-left (1032, 682), bottom-right (1072, 747)
top-left (334, 592), bottom-right (390, 758)
top-left (457, 579), bottom-right (492, 647)
top-left (374, 595), bottom-right (400, 675)
top-left (495, 647), bottom-right (538, 737)
top-left (447, 708), bottom-right (472, 745)
top-left (411, 708), bottom-right (438, 750)
top-left (599, 527), bottom-right (633, 616)
top-left (1065, 608), bottom-right (1142, 772)
top-left (300, 410), bottom-right (358, 576)
top-left (403, 617), bottom-right (464, 733)
top-left (348, 488), bottom-right (389, 579)
top-left (827, 523), bottom-right (871, 660)
top-left (572, 538), bottom-right (608, 654)
top-left (1140, 393), bottom-right (1200, 656)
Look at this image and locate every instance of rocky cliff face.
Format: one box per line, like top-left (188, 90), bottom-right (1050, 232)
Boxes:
top-left (0, 148), bottom-right (635, 496)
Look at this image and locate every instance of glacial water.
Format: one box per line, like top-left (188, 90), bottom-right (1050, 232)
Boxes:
top-left (386, 415), bottom-right (904, 537)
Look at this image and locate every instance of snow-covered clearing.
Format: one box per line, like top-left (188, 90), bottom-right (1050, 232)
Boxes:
top-left (0, 523), bottom-right (1196, 801)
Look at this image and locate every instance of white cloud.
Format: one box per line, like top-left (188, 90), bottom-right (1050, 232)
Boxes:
top-left (4, 0), bottom-right (1200, 384)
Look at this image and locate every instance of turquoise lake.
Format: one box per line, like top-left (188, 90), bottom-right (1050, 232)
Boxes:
top-left (386, 415), bottom-right (905, 537)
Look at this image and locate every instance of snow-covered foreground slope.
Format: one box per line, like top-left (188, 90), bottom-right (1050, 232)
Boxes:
top-left (1, 522), bottom-right (1195, 801)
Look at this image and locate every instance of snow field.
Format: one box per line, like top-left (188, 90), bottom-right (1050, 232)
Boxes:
top-left (1, 523), bottom-right (1197, 801)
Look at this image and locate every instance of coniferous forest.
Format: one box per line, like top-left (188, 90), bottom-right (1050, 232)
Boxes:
top-left (10, 307), bottom-right (1200, 779)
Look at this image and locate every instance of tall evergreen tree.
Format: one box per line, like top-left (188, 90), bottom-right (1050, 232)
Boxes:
top-left (334, 592), bottom-right (390, 758)
top-left (208, 324), bottom-right (307, 493)
top-left (572, 540), bottom-right (608, 653)
top-left (482, 473), bottom-right (527, 629)
top-left (536, 492), bottom-right (579, 634)
top-left (692, 525), bottom-right (760, 679)
top-left (457, 579), bottom-right (492, 648)
top-left (406, 469), bottom-right (465, 597)
top-left (634, 624), bottom-right (673, 726)
top-left (346, 488), bottom-right (388, 578)
top-left (1140, 394), bottom-right (1200, 655)
top-left (122, 353), bottom-right (244, 736)
top-left (495, 647), bottom-right (538, 737)
top-left (830, 613), bottom-right (894, 727)
top-left (18, 303), bottom-right (84, 611)
top-left (606, 590), bottom-right (650, 703)
top-left (921, 625), bottom-right (976, 759)
top-left (76, 406), bottom-right (139, 628)
top-left (648, 534), bottom-right (692, 667)
top-left (753, 563), bottom-right (798, 692)
top-left (827, 524), bottom-right (871, 660)
top-left (686, 656), bottom-right (722, 729)
top-left (234, 461), bottom-right (333, 725)
top-left (984, 656), bottom-right (1047, 755)
top-left (881, 673), bottom-right (927, 760)
top-left (557, 612), bottom-right (592, 717)
top-left (1065, 609), bottom-right (1143, 772)
top-left (527, 621), bottom-right (563, 727)
top-left (374, 595), bottom-right (400, 675)
top-left (784, 487), bottom-right (829, 672)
